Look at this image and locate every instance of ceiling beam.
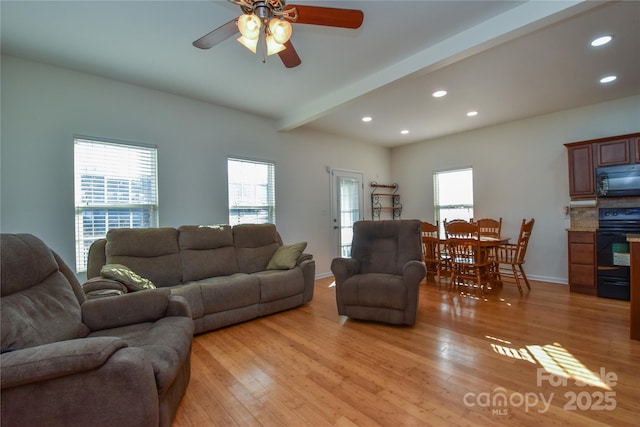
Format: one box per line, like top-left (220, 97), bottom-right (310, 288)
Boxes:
top-left (276, 0), bottom-right (602, 133)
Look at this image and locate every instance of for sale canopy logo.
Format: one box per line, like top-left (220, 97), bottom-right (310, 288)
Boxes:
top-left (463, 367), bottom-right (617, 416)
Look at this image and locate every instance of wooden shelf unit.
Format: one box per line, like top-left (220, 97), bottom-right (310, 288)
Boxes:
top-left (370, 182), bottom-right (402, 220)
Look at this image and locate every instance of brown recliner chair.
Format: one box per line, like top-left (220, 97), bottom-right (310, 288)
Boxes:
top-left (0, 234), bottom-right (194, 427)
top-left (331, 220), bottom-right (426, 325)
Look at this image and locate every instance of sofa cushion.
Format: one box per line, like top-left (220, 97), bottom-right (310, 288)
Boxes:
top-left (178, 225), bottom-right (239, 281)
top-left (100, 264), bottom-right (156, 292)
top-left (195, 274), bottom-right (260, 313)
top-left (351, 220), bottom-right (423, 275)
top-left (106, 228), bottom-right (182, 287)
top-left (233, 224), bottom-right (281, 273)
top-left (255, 268), bottom-right (305, 302)
top-left (340, 273), bottom-right (407, 310)
top-left (267, 242), bottom-right (307, 270)
top-left (1, 234), bottom-right (90, 350)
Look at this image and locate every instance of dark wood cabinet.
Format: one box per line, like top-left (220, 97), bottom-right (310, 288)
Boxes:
top-left (568, 231), bottom-right (596, 295)
top-left (595, 138), bottom-right (631, 166)
top-left (566, 143), bottom-right (595, 198)
top-left (565, 132), bottom-right (640, 198)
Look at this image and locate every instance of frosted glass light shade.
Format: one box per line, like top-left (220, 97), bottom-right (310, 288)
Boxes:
top-left (238, 14), bottom-right (261, 40)
top-left (268, 18), bottom-right (292, 44)
top-left (266, 35), bottom-right (286, 56)
top-left (237, 35), bottom-right (258, 53)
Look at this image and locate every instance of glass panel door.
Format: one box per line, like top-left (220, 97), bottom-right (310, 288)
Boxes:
top-left (331, 170), bottom-right (363, 258)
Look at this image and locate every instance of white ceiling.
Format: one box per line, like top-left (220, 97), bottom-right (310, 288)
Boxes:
top-left (2, 1), bottom-right (639, 147)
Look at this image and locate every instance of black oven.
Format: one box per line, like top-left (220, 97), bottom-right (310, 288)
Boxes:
top-left (596, 207), bottom-right (640, 301)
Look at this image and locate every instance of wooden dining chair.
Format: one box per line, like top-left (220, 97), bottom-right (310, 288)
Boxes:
top-left (445, 220), bottom-right (492, 295)
top-left (474, 217), bottom-right (503, 239)
top-left (494, 218), bottom-right (535, 294)
top-left (473, 217), bottom-right (503, 281)
top-left (421, 221), bottom-right (448, 284)
top-left (444, 219), bottom-right (477, 239)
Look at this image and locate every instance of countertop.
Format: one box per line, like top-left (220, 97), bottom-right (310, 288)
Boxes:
top-left (627, 234), bottom-right (640, 242)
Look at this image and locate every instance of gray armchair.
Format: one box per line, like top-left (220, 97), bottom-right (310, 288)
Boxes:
top-left (0, 234), bottom-right (194, 427)
top-left (331, 220), bottom-right (426, 325)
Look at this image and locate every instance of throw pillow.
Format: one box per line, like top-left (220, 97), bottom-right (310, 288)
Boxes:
top-left (267, 242), bottom-right (307, 270)
top-left (100, 264), bottom-right (156, 292)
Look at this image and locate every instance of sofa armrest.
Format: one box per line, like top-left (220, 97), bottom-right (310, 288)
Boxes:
top-left (82, 277), bottom-right (128, 299)
top-left (330, 258), bottom-right (360, 285)
top-left (166, 294), bottom-right (192, 318)
top-left (297, 252), bottom-right (313, 265)
top-left (1, 337), bottom-right (126, 389)
top-left (82, 288), bottom-right (175, 331)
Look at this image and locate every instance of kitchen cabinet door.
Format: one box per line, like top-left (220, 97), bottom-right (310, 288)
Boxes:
top-left (566, 144), bottom-right (595, 198)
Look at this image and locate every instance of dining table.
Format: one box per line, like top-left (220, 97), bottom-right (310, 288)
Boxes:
top-left (440, 235), bottom-right (511, 289)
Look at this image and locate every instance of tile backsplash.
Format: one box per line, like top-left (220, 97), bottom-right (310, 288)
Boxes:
top-left (570, 197), bottom-right (640, 229)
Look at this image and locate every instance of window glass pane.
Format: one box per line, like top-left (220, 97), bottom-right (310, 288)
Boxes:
top-left (74, 137), bottom-right (158, 272)
top-left (434, 168), bottom-right (474, 235)
top-left (228, 158), bottom-right (275, 225)
top-left (339, 177), bottom-right (360, 257)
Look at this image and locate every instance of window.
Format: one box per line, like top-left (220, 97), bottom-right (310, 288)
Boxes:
top-left (228, 158), bottom-right (275, 225)
top-left (434, 168), bottom-right (474, 235)
top-left (74, 137), bottom-right (158, 272)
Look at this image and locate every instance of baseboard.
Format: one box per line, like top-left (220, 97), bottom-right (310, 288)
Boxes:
top-left (317, 271), bottom-right (568, 285)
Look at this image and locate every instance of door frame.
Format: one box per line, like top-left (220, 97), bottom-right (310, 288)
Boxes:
top-left (329, 169), bottom-right (365, 259)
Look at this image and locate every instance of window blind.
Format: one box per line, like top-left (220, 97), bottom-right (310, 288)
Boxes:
top-left (74, 137), bottom-right (158, 272)
top-left (228, 157), bottom-right (276, 225)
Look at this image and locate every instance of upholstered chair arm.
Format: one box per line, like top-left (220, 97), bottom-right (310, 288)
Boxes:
top-left (403, 260), bottom-right (427, 289)
top-left (82, 288), bottom-right (188, 331)
top-left (330, 258), bottom-right (360, 285)
top-left (0, 337), bottom-right (126, 389)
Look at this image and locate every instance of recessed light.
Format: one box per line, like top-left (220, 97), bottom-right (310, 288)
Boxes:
top-left (466, 111), bottom-right (478, 117)
top-left (362, 116), bottom-right (372, 122)
top-left (400, 130), bottom-right (409, 135)
top-left (432, 90), bottom-right (447, 98)
top-left (590, 35), bottom-right (613, 47)
top-left (599, 75), bottom-right (617, 84)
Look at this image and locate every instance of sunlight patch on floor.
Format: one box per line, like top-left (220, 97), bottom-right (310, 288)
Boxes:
top-left (486, 337), bottom-right (612, 390)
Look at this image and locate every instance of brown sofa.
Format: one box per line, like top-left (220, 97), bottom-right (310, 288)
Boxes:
top-left (85, 223), bottom-right (315, 335)
top-left (0, 233), bottom-right (194, 427)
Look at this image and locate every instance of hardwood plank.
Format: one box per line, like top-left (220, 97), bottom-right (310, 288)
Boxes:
top-left (173, 277), bottom-right (640, 426)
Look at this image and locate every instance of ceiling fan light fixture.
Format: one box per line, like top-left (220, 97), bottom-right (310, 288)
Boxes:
top-left (237, 35), bottom-right (259, 53)
top-left (266, 35), bottom-right (286, 56)
top-left (238, 14), bottom-right (261, 40)
top-left (269, 18), bottom-right (292, 44)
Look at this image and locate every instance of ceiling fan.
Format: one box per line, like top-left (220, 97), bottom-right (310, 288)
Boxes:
top-left (193, 0), bottom-right (364, 68)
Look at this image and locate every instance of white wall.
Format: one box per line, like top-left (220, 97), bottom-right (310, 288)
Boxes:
top-left (392, 95), bottom-right (640, 283)
top-left (3, 55), bottom-right (639, 284)
top-left (0, 55), bottom-right (391, 278)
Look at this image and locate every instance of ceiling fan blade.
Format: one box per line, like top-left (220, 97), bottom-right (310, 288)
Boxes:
top-left (286, 5), bottom-right (364, 29)
top-left (278, 40), bottom-right (302, 68)
top-left (193, 19), bottom-right (239, 49)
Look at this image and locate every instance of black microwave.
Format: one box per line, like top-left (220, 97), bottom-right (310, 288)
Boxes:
top-left (596, 164), bottom-right (640, 197)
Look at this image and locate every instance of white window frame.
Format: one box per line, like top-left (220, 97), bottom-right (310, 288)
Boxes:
top-left (434, 167), bottom-right (474, 236)
top-left (227, 157), bottom-right (276, 225)
top-left (74, 136), bottom-right (158, 272)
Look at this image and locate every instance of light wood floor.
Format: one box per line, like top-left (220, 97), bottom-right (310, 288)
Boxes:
top-left (172, 276), bottom-right (640, 427)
